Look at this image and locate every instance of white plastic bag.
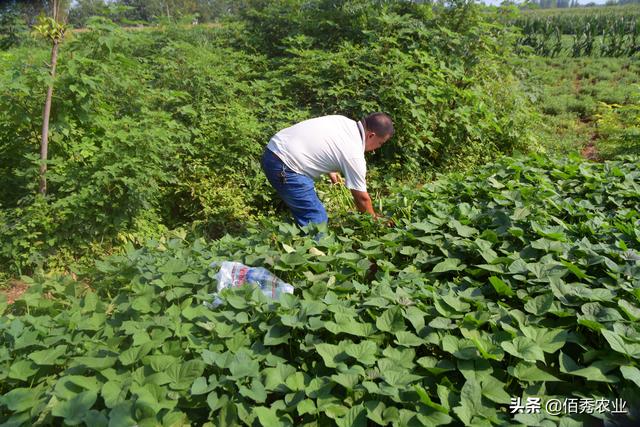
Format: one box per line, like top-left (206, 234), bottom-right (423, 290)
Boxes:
top-left (205, 261), bottom-right (294, 308)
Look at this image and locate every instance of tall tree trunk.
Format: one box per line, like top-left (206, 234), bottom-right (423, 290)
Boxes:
top-left (39, 38), bottom-right (60, 196)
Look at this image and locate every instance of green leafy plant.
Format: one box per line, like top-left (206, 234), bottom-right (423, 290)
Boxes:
top-left (1, 155), bottom-right (639, 426)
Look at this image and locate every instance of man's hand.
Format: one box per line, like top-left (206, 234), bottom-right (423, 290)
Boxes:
top-left (380, 216), bottom-right (396, 227)
top-left (373, 212), bottom-right (396, 227)
top-left (350, 189), bottom-right (396, 227)
top-left (329, 172), bottom-right (343, 185)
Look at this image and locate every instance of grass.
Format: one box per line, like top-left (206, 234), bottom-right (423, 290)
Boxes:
top-left (515, 56), bottom-right (640, 157)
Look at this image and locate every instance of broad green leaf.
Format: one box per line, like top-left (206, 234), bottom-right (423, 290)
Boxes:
top-left (619, 300), bottom-right (640, 321)
top-left (253, 406), bottom-right (291, 427)
top-left (131, 383), bottom-right (177, 413)
top-left (326, 318), bottom-right (376, 337)
top-left (52, 391), bottom-right (97, 425)
top-left (13, 328), bottom-right (39, 350)
top-left (416, 409), bottom-right (454, 426)
top-left (501, 337), bottom-right (545, 362)
top-left (382, 347), bottom-right (416, 369)
top-left (480, 376), bottom-right (511, 404)
top-left (190, 377), bottom-right (210, 395)
top-left (441, 335), bottom-right (478, 360)
top-left (620, 366), bottom-right (640, 387)
top-left (29, 345), bottom-right (67, 366)
top-left (382, 369), bottom-right (421, 387)
top-left (8, 360), bottom-right (38, 381)
top-left (601, 329), bottom-right (640, 359)
top-left (433, 297), bottom-right (464, 318)
top-left (118, 342), bottom-right (154, 366)
top-left (432, 258), bottom-right (465, 273)
top-left (206, 392), bottom-right (229, 412)
top-left (131, 295), bottom-right (153, 313)
top-left (429, 317), bottom-right (455, 330)
top-left (54, 376), bottom-right (102, 401)
top-left (159, 259), bottom-right (188, 274)
top-left (475, 239), bottom-right (498, 263)
top-left (298, 399), bottom-right (316, 415)
top-left (331, 373), bottom-right (360, 390)
top-left (279, 252), bottom-right (306, 267)
top-left (376, 307), bottom-right (405, 333)
top-left (404, 306), bottom-right (426, 333)
top-left (285, 372), bottom-right (307, 392)
top-left (441, 294), bottom-right (470, 312)
top-left (144, 355), bottom-right (179, 372)
top-left (105, 401), bottom-right (136, 426)
top-left (457, 359), bottom-right (492, 382)
top-left (512, 207), bottom-right (531, 221)
top-left (489, 276), bottom-right (515, 297)
top-left (520, 326), bottom-right (569, 353)
top-left (70, 356), bottom-right (117, 370)
top-left (264, 364), bottom-right (297, 392)
top-left (345, 341), bottom-right (377, 366)
top-left (364, 400), bottom-right (386, 424)
top-left (417, 357), bottom-right (456, 375)
top-left (524, 293), bottom-right (558, 316)
top-left (581, 303), bottom-right (624, 323)
top-left (467, 333), bottom-right (504, 361)
top-left (316, 343), bottom-right (347, 368)
top-left (102, 381), bottom-right (128, 408)
top-left (282, 243), bottom-right (295, 254)
top-left (167, 359), bottom-right (205, 390)
top-left (305, 377), bottom-right (332, 399)
top-left (84, 410), bottom-right (108, 427)
top-left (559, 352), bottom-right (618, 383)
top-left (453, 379), bottom-right (482, 425)
top-left (413, 385), bottom-right (449, 413)
top-left (395, 331), bottom-right (424, 347)
top-left (0, 387), bottom-right (41, 412)
top-left (238, 379), bottom-right (267, 403)
top-left (77, 313), bottom-right (106, 331)
top-left (451, 220), bottom-right (478, 238)
top-left (336, 404), bottom-right (367, 427)
top-left (508, 362), bottom-right (562, 382)
top-left (264, 324), bottom-right (290, 346)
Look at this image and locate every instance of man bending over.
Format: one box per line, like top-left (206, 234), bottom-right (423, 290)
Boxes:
top-left (261, 112), bottom-right (394, 226)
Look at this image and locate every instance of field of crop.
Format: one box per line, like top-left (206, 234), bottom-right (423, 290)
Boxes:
top-left (2, 155), bottom-right (639, 426)
top-left (512, 5), bottom-right (640, 57)
top-left (2, 2), bottom-right (640, 426)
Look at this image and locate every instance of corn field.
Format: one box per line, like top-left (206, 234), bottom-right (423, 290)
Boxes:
top-left (512, 6), bottom-right (640, 57)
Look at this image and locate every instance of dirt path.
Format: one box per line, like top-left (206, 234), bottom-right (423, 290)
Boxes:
top-left (573, 74), bottom-right (603, 161)
top-left (581, 140), bottom-right (602, 161)
top-left (2, 280), bottom-right (28, 304)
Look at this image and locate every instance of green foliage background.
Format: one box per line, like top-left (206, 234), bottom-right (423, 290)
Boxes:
top-left (0, 1), bottom-right (538, 275)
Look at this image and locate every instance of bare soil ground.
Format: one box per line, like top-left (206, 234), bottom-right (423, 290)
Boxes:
top-left (581, 140), bottom-right (603, 161)
top-left (2, 279), bottom-right (29, 304)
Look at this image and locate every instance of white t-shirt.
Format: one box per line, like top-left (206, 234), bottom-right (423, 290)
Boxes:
top-left (267, 115), bottom-right (367, 192)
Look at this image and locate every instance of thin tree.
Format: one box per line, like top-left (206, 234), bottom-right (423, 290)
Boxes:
top-left (34, 0), bottom-right (68, 196)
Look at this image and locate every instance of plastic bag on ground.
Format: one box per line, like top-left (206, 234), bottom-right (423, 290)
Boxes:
top-left (204, 261), bottom-right (294, 308)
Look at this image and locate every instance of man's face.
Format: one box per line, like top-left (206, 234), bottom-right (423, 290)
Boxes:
top-left (364, 132), bottom-right (391, 152)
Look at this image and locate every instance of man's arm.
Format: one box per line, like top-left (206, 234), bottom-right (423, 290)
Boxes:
top-left (350, 189), bottom-right (377, 216)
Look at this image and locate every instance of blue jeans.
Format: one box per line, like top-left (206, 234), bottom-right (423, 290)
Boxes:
top-left (261, 148), bottom-right (328, 227)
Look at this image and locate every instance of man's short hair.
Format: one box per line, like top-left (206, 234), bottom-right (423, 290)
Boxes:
top-left (362, 112), bottom-right (394, 138)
